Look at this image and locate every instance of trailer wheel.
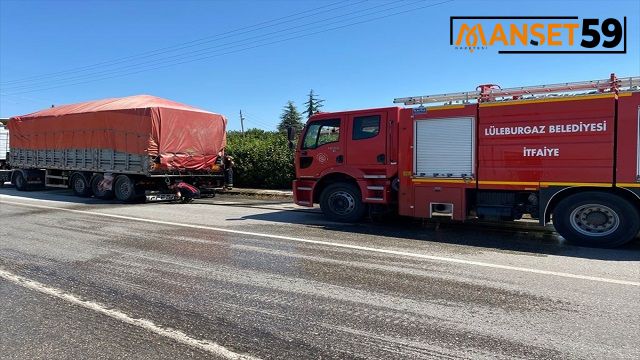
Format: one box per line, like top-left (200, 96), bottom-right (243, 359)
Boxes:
top-left (319, 183), bottom-right (366, 222)
top-left (71, 173), bottom-right (92, 197)
top-left (14, 172), bottom-right (27, 191)
top-left (91, 174), bottom-right (114, 199)
top-left (553, 192), bottom-right (640, 248)
top-left (114, 175), bottom-right (142, 202)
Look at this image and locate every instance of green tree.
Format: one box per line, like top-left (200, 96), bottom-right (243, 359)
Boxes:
top-left (277, 100), bottom-right (304, 133)
top-left (303, 89), bottom-right (325, 119)
top-left (225, 129), bottom-right (295, 189)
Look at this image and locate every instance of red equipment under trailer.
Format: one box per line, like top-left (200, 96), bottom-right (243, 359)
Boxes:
top-left (293, 74), bottom-right (640, 248)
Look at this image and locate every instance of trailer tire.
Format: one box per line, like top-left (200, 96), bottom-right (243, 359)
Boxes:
top-left (91, 174), bottom-right (114, 200)
top-left (319, 182), bottom-right (366, 222)
top-left (114, 175), bottom-right (142, 202)
top-left (553, 192), bottom-right (640, 248)
top-left (71, 173), bottom-right (92, 197)
top-left (14, 172), bottom-right (27, 191)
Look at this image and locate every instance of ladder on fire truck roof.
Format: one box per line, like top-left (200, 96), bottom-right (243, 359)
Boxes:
top-left (393, 74), bottom-right (640, 106)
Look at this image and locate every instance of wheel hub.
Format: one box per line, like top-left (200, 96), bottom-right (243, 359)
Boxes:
top-left (570, 204), bottom-right (619, 237)
top-left (328, 191), bottom-right (356, 215)
top-left (119, 181), bottom-right (131, 197)
top-left (585, 211), bottom-right (607, 226)
top-left (74, 178), bottom-right (85, 192)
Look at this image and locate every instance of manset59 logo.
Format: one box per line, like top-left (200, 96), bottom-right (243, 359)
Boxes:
top-left (450, 16), bottom-right (627, 54)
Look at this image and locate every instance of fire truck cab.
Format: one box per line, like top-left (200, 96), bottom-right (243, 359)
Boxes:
top-left (293, 75), bottom-right (640, 248)
top-left (294, 107), bottom-right (400, 220)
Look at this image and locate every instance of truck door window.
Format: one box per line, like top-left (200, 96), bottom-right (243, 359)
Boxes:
top-left (353, 115), bottom-right (380, 140)
top-left (302, 119), bottom-right (340, 149)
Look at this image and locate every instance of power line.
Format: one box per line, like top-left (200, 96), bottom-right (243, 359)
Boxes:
top-left (242, 121), bottom-right (269, 130)
top-left (3, 0), bottom-right (453, 95)
top-left (243, 118), bottom-right (271, 129)
top-left (242, 111), bottom-right (276, 130)
top-left (2, 0), bottom-right (407, 91)
top-left (0, 0), bottom-right (355, 85)
top-left (242, 113), bottom-right (274, 130)
top-left (0, 92), bottom-right (55, 106)
top-left (242, 120), bottom-right (271, 130)
top-left (2, 0), bottom-right (438, 93)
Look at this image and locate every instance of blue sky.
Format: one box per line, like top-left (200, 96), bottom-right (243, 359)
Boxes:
top-left (1, 0), bottom-right (638, 130)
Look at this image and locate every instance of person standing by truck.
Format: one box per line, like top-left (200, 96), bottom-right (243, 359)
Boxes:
top-left (223, 154), bottom-right (234, 189)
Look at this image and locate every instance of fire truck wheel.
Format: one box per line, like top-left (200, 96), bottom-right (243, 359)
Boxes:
top-left (320, 183), bottom-right (366, 222)
top-left (114, 175), bottom-right (141, 202)
top-left (553, 192), bottom-right (640, 248)
top-left (91, 174), bottom-right (114, 200)
top-left (71, 173), bottom-right (92, 197)
top-left (14, 172), bottom-right (27, 191)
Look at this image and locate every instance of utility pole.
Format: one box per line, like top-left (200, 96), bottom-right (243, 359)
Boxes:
top-left (239, 110), bottom-right (245, 135)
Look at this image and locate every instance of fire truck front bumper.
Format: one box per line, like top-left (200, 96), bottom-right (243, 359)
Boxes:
top-left (293, 179), bottom-right (315, 207)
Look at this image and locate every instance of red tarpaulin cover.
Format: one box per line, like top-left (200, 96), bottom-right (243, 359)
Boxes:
top-left (9, 95), bottom-right (227, 171)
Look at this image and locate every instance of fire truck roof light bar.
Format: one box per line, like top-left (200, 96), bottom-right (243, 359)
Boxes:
top-left (394, 75), bottom-right (640, 106)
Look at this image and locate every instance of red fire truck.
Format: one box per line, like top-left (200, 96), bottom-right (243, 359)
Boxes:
top-left (293, 74), bottom-right (640, 248)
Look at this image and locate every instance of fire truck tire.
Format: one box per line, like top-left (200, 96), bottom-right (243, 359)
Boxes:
top-left (553, 192), bottom-right (640, 248)
top-left (114, 175), bottom-right (142, 202)
top-left (91, 174), bottom-right (114, 200)
top-left (71, 173), bottom-right (92, 197)
top-left (14, 172), bottom-right (27, 191)
top-left (319, 183), bottom-right (366, 222)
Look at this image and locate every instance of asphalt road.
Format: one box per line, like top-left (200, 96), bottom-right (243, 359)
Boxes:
top-left (1, 187), bottom-right (639, 359)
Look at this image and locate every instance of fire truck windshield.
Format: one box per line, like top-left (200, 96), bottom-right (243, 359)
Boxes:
top-left (302, 118), bottom-right (340, 149)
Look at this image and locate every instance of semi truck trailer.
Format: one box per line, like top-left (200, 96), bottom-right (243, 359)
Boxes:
top-left (1, 94), bottom-right (230, 202)
top-left (293, 74), bottom-right (640, 247)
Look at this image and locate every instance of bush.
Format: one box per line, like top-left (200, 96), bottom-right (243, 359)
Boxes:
top-left (225, 129), bottom-right (295, 189)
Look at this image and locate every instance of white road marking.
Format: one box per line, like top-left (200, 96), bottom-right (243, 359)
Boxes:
top-left (2, 197), bottom-right (639, 287)
top-left (0, 268), bottom-right (259, 360)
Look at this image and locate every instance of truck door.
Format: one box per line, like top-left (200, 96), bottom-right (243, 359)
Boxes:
top-left (345, 111), bottom-right (387, 168)
top-left (297, 117), bottom-right (344, 178)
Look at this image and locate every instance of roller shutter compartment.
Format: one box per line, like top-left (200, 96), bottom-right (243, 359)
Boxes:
top-left (414, 117), bottom-right (474, 178)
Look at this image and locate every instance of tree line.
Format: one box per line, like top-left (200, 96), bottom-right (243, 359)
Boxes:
top-left (226, 89), bottom-right (325, 189)
top-left (277, 89), bottom-right (324, 133)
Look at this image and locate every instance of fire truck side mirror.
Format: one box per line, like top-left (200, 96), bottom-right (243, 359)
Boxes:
top-left (287, 126), bottom-right (295, 150)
